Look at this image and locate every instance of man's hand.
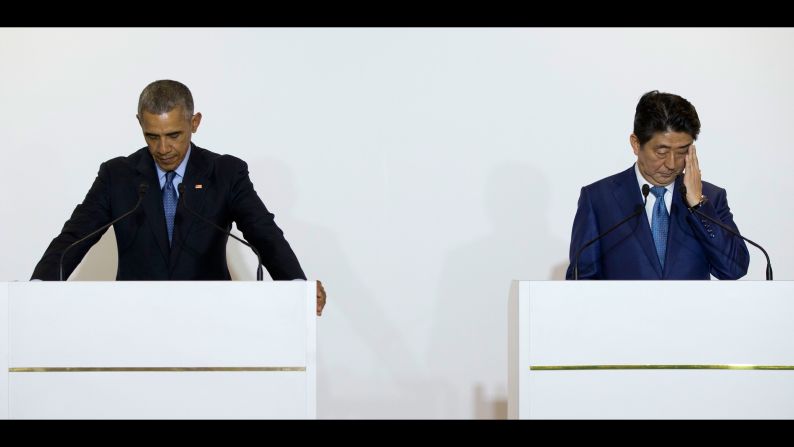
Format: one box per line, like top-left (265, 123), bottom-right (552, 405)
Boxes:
top-left (683, 144), bottom-right (703, 207)
top-left (317, 280), bottom-right (326, 316)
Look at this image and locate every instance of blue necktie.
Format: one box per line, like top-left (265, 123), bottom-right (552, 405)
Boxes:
top-left (163, 171), bottom-right (177, 246)
top-left (650, 186), bottom-right (669, 268)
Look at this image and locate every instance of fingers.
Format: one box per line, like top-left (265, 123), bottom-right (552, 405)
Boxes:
top-left (685, 144), bottom-right (700, 180)
top-left (316, 281), bottom-right (326, 317)
top-left (683, 151), bottom-right (692, 182)
top-left (690, 145), bottom-right (701, 181)
top-left (683, 144), bottom-right (703, 206)
top-left (690, 144), bottom-right (699, 172)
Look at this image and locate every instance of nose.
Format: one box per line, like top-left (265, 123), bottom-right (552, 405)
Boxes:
top-left (664, 151), bottom-right (676, 170)
top-left (156, 139), bottom-right (170, 154)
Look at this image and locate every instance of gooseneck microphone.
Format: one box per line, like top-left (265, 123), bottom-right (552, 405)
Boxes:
top-left (177, 183), bottom-right (264, 281)
top-left (680, 185), bottom-right (772, 280)
top-left (59, 183), bottom-right (149, 281)
top-left (573, 184), bottom-right (650, 280)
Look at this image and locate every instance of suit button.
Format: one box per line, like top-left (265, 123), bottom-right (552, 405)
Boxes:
top-left (710, 234), bottom-right (715, 238)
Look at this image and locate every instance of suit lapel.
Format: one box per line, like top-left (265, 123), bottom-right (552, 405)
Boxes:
top-left (611, 166), bottom-right (663, 278)
top-left (136, 151), bottom-right (171, 265)
top-left (169, 145), bottom-right (209, 272)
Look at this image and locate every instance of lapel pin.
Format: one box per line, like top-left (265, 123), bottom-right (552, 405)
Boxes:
top-left (195, 184), bottom-right (203, 189)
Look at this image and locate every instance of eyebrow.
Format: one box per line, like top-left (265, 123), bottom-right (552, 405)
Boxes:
top-left (655, 143), bottom-right (692, 150)
top-left (145, 131), bottom-right (183, 137)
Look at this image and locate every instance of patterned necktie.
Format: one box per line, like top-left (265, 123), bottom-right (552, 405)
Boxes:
top-left (650, 185), bottom-right (669, 268)
top-left (163, 171), bottom-right (177, 246)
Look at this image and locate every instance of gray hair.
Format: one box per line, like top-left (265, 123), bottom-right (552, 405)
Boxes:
top-left (137, 80), bottom-right (194, 120)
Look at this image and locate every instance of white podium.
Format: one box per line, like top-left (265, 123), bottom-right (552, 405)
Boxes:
top-left (0, 281), bottom-right (316, 419)
top-left (508, 280), bottom-right (794, 419)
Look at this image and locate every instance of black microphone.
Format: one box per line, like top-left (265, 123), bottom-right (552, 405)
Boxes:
top-left (680, 185), bottom-right (772, 280)
top-left (177, 183), bottom-right (264, 281)
top-left (59, 183), bottom-right (149, 281)
top-left (573, 184), bottom-right (650, 280)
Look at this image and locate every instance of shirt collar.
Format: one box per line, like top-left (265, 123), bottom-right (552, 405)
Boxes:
top-left (154, 144), bottom-right (192, 182)
top-left (634, 162), bottom-right (674, 196)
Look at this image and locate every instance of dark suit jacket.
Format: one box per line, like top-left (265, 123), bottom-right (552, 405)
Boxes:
top-left (565, 165), bottom-right (749, 280)
top-left (32, 144), bottom-right (306, 281)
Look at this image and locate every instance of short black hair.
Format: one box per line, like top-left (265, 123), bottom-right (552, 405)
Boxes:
top-left (138, 80), bottom-right (194, 120)
top-left (633, 90), bottom-right (700, 146)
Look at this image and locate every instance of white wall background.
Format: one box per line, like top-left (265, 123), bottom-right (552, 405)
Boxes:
top-left (1, 28), bottom-right (791, 418)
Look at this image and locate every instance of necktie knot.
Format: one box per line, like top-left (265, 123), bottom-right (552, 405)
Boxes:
top-left (164, 170), bottom-right (176, 188)
top-left (650, 185), bottom-right (666, 199)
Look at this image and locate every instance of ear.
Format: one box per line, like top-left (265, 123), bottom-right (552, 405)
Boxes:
top-left (191, 112), bottom-right (202, 133)
top-left (630, 133), bottom-right (641, 156)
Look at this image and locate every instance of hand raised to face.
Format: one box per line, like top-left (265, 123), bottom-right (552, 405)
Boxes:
top-left (683, 144), bottom-right (703, 207)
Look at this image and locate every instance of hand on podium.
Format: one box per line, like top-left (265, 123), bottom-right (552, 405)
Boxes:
top-left (317, 280), bottom-right (327, 316)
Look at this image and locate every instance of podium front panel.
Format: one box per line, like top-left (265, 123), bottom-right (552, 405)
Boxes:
top-left (509, 280), bottom-right (794, 419)
top-left (3, 281), bottom-right (316, 419)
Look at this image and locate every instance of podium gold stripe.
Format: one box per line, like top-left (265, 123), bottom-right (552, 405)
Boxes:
top-left (9, 367), bottom-right (305, 372)
top-left (530, 364), bottom-right (794, 371)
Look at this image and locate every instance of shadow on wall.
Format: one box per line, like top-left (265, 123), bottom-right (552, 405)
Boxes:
top-left (234, 156), bottom-right (456, 418)
top-left (474, 383), bottom-right (507, 420)
top-left (70, 229), bottom-right (118, 280)
top-left (428, 162), bottom-right (566, 419)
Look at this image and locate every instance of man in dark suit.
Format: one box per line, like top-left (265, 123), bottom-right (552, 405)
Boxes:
top-left (565, 90), bottom-right (749, 280)
top-left (32, 80), bottom-right (326, 315)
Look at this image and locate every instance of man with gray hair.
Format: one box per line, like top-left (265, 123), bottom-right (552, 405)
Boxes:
top-left (32, 80), bottom-right (326, 315)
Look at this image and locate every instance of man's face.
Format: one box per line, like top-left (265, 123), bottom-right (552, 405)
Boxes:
top-left (631, 130), bottom-right (693, 186)
top-left (138, 106), bottom-right (202, 171)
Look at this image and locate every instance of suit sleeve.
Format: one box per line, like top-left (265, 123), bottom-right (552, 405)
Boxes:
top-left (684, 187), bottom-right (749, 279)
top-left (31, 162), bottom-right (113, 280)
top-left (566, 186), bottom-right (602, 280)
top-left (226, 159), bottom-right (307, 280)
